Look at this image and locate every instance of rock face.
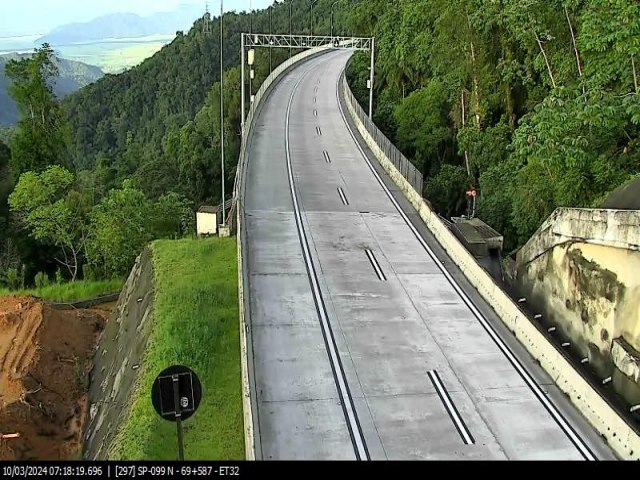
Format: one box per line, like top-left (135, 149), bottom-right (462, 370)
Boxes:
top-left (515, 207), bottom-right (640, 405)
top-left (83, 248), bottom-right (155, 459)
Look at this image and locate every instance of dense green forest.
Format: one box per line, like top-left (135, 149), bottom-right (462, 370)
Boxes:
top-left (346, 0), bottom-right (640, 251)
top-left (0, 0), bottom-right (352, 288)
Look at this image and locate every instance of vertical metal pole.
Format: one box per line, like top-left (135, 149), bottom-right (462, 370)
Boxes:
top-left (369, 37), bottom-right (375, 119)
top-left (172, 375), bottom-right (185, 461)
top-left (248, 1), bottom-right (253, 113)
top-left (331, 7), bottom-right (334, 38)
top-left (310, 2), bottom-right (313, 36)
top-left (269, 6), bottom-right (272, 73)
top-left (241, 34), bottom-right (245, 130)
top-left (289, 0), bottom-right (292, 58)
top-left (221, 0), bottom-right (225, 225)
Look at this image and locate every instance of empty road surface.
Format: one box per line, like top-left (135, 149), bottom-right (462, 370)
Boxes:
top-left (241, 50), bottom-right (615, 460)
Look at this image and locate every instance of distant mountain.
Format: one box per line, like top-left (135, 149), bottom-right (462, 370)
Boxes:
top-left (37, 5), bottom-right (203, 45)
top-left (0, 54), bottom-right (104, 126)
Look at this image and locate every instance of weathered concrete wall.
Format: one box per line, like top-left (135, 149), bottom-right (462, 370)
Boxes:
top-left (342, 75), bottom-right (640, 459)
top-left (517, 211), bottom-right (640, 405)
top-left (517, 208), bottom-right (640, 265)
top-left (82, 248), bottom-right (155, 459)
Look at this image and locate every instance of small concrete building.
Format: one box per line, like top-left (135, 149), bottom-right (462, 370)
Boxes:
top-left (448, 216), bottom-right (504, 281)
top-left (196, 206), bottom-right (218, 236)
top-left (196, 200), bottom-right (234, 237)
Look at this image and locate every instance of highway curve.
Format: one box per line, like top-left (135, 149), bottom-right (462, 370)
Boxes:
top-left (242, 50), bottom-right (616, 460)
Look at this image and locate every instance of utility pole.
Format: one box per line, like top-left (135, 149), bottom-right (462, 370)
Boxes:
top-left (241, 33), bottom-right (245, 130)
top-left (310, 0), bottom-right (319, 36)
top-left (269, 5), bottom-right (272, 73)
top-left (331, 0), bottom-right (340, 38)
top-left (220, 0), bottom-right (226, 225)
top-left (249, 0), bottom-right (252, 107)
top-left (289, 0), bottom-right (293, 58)
top-left (368, 37), bottom-right (375, 119)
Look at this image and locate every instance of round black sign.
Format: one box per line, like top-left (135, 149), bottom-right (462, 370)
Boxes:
top-left (151, 365), bottom-right (202, 422)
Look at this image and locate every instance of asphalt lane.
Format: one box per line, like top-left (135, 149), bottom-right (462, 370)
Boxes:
top-left (243, 50), bottom-right (615, 460)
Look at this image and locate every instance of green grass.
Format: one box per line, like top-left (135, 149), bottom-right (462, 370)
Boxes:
top-left (0, 278), bottom-right (123, 302)
top-left (111, 237), bottom-right (244, 460)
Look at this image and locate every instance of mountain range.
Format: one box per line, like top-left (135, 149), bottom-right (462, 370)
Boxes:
top-left (37, 4), bottom-right (203, 45)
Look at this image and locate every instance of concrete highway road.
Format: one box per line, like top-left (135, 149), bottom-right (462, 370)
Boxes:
top-left (242, 50), bottom-right (616, 460)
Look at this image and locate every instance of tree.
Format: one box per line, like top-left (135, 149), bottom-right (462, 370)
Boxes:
top-left (5, 44), bottom-right (70, 176)
top-left (8, 165), bottom-right (88, 280)
top-left (345, 0), bottom-right (640, 252)
top-left (394, 79), bottom-right (453, 176)
top-left (424, 164), bottom-right (471, 218)
top-left (86, 180), bottom-right (194, 278)
top-left (86, 180), bottom-right (153, 278)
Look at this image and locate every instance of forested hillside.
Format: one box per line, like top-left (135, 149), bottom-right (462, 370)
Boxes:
top-left (346, 0), bottom-right (640, 251)
top-left (0, 0), bottom-right (352, 288)
top-left (0, 54), bottom-right (103, 126)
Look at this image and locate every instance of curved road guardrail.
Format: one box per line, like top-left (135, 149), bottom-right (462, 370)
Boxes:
top-left (340, 67), bottom-right (640, 460)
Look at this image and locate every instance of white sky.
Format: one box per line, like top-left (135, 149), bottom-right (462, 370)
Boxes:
top-left (0, 0), bottom-right (274, 36)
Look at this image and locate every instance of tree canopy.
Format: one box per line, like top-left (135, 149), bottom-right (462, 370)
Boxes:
top-left (346, 0), bottom-right (640, 251)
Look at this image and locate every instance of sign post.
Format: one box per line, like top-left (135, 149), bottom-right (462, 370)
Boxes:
top-left (151, 365), bottom-right (202, 460)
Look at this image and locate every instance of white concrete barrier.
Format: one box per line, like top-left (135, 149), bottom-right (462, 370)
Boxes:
top-left (341, 76), bottom-right (640, 460)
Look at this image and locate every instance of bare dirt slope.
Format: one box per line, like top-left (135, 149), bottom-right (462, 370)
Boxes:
top-left (0, 296), bottom-right (107, 460)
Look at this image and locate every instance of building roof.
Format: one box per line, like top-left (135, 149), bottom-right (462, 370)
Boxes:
top-left (450, 217), bottom-right (503, 256)
top-left (600, 177), bottom-right (640, 210)
top-left (198, 199), bottom-right (234, 214)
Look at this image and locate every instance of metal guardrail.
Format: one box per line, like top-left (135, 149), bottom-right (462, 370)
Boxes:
top-left (341, 68), bottom-right (423, 196)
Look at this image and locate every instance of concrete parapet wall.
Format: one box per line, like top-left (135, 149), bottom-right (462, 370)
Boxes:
top-left (341, 76), bottom-right (640, 459)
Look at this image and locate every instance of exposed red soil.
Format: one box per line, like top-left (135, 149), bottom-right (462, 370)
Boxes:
top-left (0, 296), bottom-right (108, 460)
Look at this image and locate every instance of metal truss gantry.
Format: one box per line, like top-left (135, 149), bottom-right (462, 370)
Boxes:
top-left (245, 33), bottom-right (373, 50)
top-left (241, 33), bottom-right (376, 125)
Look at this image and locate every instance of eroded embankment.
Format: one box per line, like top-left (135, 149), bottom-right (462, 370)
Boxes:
top-left (0, 296), bottom-right (108, 460)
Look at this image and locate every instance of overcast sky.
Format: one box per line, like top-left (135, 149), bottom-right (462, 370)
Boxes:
top-left (1, 0), bottom-right (273, 37)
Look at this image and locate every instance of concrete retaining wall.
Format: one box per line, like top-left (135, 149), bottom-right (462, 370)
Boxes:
top-left (341, 76), bottom-right (640, 460)
top-left (83, 249), bottom-right (154, 459)
top-left (515, 207), bottom-right (640, 406)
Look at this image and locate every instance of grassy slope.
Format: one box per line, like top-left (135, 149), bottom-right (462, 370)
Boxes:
top-left (0, 279), bottom-right (123, 302)
top-left (110, 238), bottom-right (244, 460)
